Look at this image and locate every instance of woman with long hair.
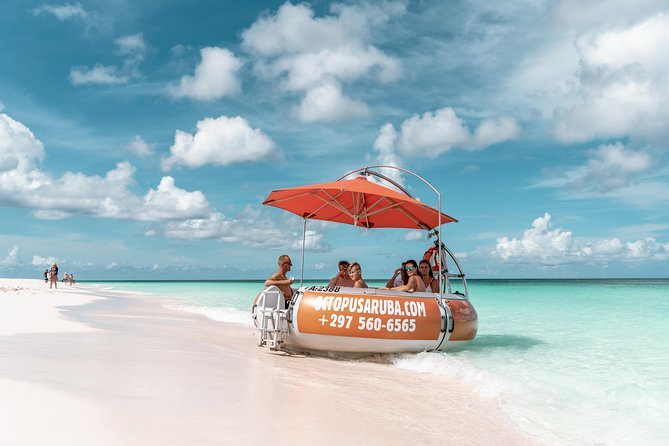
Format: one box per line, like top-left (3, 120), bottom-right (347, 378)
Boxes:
top-left (390, 259), bottom-right (425, 293)
top-left (419, 260), bottom-right (439, 293)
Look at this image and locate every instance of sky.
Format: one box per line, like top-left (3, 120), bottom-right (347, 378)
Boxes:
top-left (1, 0), bottom-right (669, 280)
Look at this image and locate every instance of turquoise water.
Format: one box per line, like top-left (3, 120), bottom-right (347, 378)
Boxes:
top-left (86, 279), bottom-right (669, 445)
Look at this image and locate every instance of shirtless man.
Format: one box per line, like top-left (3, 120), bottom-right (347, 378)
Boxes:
top-left (264, 255), bottom-right (295, 306)
top-left (327, 260), bottom-right (355, 288)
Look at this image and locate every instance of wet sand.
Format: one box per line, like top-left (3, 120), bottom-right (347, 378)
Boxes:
top-left (0, 279), bottom-right (536, 445)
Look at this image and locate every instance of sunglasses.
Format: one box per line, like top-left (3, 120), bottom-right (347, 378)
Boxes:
top-left (282, 262), bottom-right (292, 266)
top-left (405, 266), bottom-right (415, 271)
top-left (339, 265), bottom-right (350, 270)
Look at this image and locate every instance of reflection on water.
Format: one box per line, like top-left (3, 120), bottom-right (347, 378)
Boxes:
top-left (453, 334), bottom-right (544, 352)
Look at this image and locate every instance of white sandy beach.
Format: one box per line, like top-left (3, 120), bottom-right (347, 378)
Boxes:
top-left (0, 278), bottom-right (536, 445)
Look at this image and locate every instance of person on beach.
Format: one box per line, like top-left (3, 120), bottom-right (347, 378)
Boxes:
top-left (49, 263), bottom-right (59, 289)
top-left (385, 262), bottom-right (408, 288)
top-left (419, 260), bottom-right (439, 293)
top-left (348, 262), bottom-right (368, 288)
top-left (327, 260), bottom-right (355, 287)
top-left (43, 269), bottom-right (49, 283)
top-left (387, 260), bottom-right (425, 293)
top-left (264, 255), bottom-right (295, 307)
top-left (69, 274), bottom-right (75, 286)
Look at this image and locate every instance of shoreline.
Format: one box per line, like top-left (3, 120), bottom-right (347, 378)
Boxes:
top-left (0, 278), bottom-right (536, 445)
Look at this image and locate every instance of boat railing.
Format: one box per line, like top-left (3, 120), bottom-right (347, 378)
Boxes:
top-left (439, 242), bottom-right (469, 299)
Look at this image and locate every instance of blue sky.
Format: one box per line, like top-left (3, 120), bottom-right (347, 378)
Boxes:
top-left (1, 0), bottom-right (668, 280)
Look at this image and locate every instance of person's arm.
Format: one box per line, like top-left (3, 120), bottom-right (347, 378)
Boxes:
top-left (327, 275), bottom-right (338, 287)
top-left (264, 273), bottom-right (294, 287)
top-left (385, 268), bottom-right (401, 288)
top-left (393, 276), bottom-right (419, 293)
top-left (430, 279), bottom-right (439, 293)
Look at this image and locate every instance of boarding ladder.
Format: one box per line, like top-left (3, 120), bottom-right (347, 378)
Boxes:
top-left (254, 286), bottom-right (289, 350)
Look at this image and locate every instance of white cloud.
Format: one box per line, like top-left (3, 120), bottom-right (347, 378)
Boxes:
top-left (0, 113), bottom-right (211, 221)
top-left (0, 113), bottom-right (45, 170)
top-left (372, 123), bottom-right (405, 186)
top-left (163, 207), bottom-right (331, 252)
top-left (32, 2), bottom-right (88, 21)
top-left (533, 142), bottom-right (669, 206)
top-left (161, 115), bottom-right (278, 171)
top-left (375, 108), bottom-right (520, 158)
top-left (290, 230), bottom-right (329, 252)
top-left (115, 33), bottom-right (146, 57)
top-left (70, 64), bottom-right (129, 85)
top-left (314, 262), bottom-right (326, 270)
top-left (492, 213), bottom-right (669, 264)
top-left (70, 34), bottom-right (146, 86)
top-left (106, 261), bottom-right (118, 269)
top-left (564, 143), bottom-right (652, 192)
top-left (123, 135), bottom-right (154, 157)
top-left (402, 230), bottom-right (425, 241)
top-left (295, 82), bottom-right (369, 122)
top-left (32, 255), bottom-right (57, 266)
top-left (1, 246), bottom-right (19, 266)
top-left (171, 47), bottom-right (243, 101)
top-left (554, 12), bottom-right (669, 142)
top-left (241, 1), bottom-right (404, 122)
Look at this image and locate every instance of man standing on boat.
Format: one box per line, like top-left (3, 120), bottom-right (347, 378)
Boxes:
top-left (265, 255), bottom-right (295, 306)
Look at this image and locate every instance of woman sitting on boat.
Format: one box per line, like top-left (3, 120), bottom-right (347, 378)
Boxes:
top-left (388, 260), bottom-right (425, 293)
top-left (348, 262), bottom-right (368, 288)
top-left (419, 260), bottom-right (439, 292)
top-left (385, 262), bottom-right (408, 288)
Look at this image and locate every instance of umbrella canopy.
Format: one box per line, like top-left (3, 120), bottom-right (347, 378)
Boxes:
top-left (262, 176), bottom-right (457, 230)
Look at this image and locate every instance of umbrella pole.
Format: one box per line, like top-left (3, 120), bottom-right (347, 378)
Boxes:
top-left (300, 219), bottom-right (307, 287)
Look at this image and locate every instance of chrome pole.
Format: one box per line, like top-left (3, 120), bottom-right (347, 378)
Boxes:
top-left (300, 218), bottom-right (307, 287)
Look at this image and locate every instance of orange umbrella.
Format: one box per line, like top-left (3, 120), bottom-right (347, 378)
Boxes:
top-left (262, 176), bottom-right (457, 230)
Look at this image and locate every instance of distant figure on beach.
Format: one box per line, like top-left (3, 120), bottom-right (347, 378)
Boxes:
top-left (327, 260), bottom-right (355, 287)
top-left (69, 274), bottom-right (75, 286)
top-left (49, 263), bottom-right (59, 289)
top-left (419, 260), bottom-right (439, 293)
top-left (385, 262), bottom-right (408, 288)
top-left (348, 262), bottom-right (368, 288)
top-left (62, 273), bottom-right (69, 283)
top-left (43, 269), bottom-right (49, 283)
top-left (264, 255), bottom-right (294, 307)
top-left (388, 260), bottom-right (425, 293)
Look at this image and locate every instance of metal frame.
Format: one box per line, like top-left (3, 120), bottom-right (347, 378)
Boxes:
top-left (296, 165), bottom-right (468, 300)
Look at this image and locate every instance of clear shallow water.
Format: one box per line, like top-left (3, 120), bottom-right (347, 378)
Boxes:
top-left (86, 279), bottom-right (669, 445)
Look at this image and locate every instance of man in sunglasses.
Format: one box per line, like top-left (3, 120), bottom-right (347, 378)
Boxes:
top-left (327, 260), bottom-right (355, 288)
top-left (265, 254), bottom-right (295, 306)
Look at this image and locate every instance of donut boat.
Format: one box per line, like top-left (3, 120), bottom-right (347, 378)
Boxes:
top-left (253, 165), bottom-right (478, 353)
top-left (253, 285), bottom-right (477, 352)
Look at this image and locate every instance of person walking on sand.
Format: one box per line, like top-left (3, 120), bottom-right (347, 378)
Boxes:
top-left (264, 255), bottom-right (295, 307)
top-left (43, 269), bottom-right (49, 283)
top-left (49, 263), bottom-right (59, 289)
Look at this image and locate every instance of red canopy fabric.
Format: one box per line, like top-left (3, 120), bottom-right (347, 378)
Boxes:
top-left (262, 176), bottom-right (457, 230)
